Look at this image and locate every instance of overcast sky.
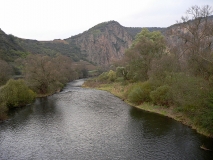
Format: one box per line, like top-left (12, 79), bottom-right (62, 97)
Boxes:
top-left (0, 0), bottom-right (212, 40)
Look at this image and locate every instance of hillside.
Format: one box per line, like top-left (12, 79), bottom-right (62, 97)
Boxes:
top-left (0, 29), bottom-right (27, 61)
top-left (125, 27), bottom-right (165, 38)
top-left (65, 21), bottom-right (166, 65)
top-left (0, 21), bottom-right (165, 65)
top-left (65, 21), bottom-right (133, 65)
top-left (16, 38), bottom-right (86, 62)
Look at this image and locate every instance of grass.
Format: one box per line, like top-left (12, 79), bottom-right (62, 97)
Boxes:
top-left (83, 80), bottom-right (213, 138)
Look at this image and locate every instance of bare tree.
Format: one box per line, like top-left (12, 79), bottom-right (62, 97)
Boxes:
top-left (23, 54), bottom-right (74, 94)
top-left (23, 55), bottom-right (53, 94)
top-left (168, 5), bottom-right (213, 78)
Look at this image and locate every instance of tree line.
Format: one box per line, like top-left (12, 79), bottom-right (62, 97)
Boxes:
top-left (0, 54), bottom-right (88, 120)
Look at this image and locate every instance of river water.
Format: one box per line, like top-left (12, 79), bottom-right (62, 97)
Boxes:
top-left (0, 79), bottom-right (213, 160)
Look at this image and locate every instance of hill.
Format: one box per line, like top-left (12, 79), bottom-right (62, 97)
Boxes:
top-left (0, 29), bottom-right (27, 61)
top-left (0, 21), bottom-right (166, 66)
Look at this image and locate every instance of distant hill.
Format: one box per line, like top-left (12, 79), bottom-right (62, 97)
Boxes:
top-left (65, 21), bottom-right (133, 65)
top-left (0, 21), bottom-right (173, 65)
top-left (16, 38), bottom-right (86, 62)
top-left (63, 21), bottom-right (164, 65)
top-left (125, 27), bottom-right (165, 38)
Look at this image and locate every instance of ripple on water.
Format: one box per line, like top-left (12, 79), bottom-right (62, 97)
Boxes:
top-left (0, 79), bottom-right (213, 160)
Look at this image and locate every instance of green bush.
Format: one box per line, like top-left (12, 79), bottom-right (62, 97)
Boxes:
top-left (97, 70), bottom-right (116, 82)
top-left (127, 81), bottom-right (152, 104)
top-left (97, 72), bottom-right (108, 81)
top-left (0, 79), bottom-right (36, 108)
top-left (107, 70), bottom-right (116, 82)
top-left (150, 85), bottom-right (171, 106)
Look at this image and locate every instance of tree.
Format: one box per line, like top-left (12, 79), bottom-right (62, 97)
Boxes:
top-left (23, 55), bottom-right (54, 94)
top-left (124, 28), bottom-right (166, 81)
top-left (168, 5), bottom-right (213, 79)
top-left (0, 79), bottom-right (36, 108)
top-left (116, 67), bottom-right (129, 80)
top-left (23, 54), bottom-right (74, 94)
top-left (148, 54), bottom-right (180, 86)
top-left (52, 55), bottom-right (75, 83)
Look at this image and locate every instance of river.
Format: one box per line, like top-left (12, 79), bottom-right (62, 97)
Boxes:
top-left (0, 79), bottom-right (213, 159)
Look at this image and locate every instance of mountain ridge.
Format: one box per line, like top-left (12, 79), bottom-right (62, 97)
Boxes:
top-left (0, 20), bottom-right (165, 65)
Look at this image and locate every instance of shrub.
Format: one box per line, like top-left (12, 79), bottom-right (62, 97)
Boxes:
top-left (168, 73), bottom-right (209, 112)
top-left (116, 67), bottom-right (129, 80)
top-left (150, 85), bottom-right (171, 106)
top-left (0, 79), bottom-right (36, 108)
top-left (127, 81), bottom-right (152, 104)
top-left (97, 72), bottom-right (108, 81)
top-left (97, 70), bottom-right (116, 82)
top-left (107, 70), bottom-right (116, 82)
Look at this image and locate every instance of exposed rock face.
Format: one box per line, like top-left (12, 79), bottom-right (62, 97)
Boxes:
top-left (66, 21), bottom-right (133, 65)
top-left (0, 21), bottom-right (165, 65)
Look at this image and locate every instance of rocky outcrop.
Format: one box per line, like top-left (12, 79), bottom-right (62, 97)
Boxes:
top-left (0, 21), bottom-right (165, 65)
top-left (66, 21), bottom-right (133, 65)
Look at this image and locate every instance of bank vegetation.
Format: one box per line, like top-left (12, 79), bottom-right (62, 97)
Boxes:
top-left (0, 54), bottom-right (89, 120)
top-left (84, 5), bottom-right (213, 137)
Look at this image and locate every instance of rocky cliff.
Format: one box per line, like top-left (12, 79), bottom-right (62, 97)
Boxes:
top-left (0, 21), bottom-right (165, 66)
top-left (66, 21), bottom-right (133, 65)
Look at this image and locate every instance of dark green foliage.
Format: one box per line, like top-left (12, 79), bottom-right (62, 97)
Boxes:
top-left (192, 93), bottom-right (213, 133)
top-left (0, 79), bottom-right (36, 108)
top-left (166, 73), bottom-right (209, 115)
top-left (88, 22), bottom-right (107, 33)
top-left (128, 81), bottom-right (152, 104)
top-left (124, 28), bottom-right (166, 82)
top-left (0, 59), bottom-right (13, 86)
top-left (148, 54), bottom-right (180, 86)
top-left (124, 27), bottom-right (166, 39)
top-left (0, 31), bottom-right (26, 62)
top-left (116, 67), bottom-right (125, 77)
top-left (16, 39), bottom-right (85, 62)
top-left (150, 85), bottom-right (171, 106)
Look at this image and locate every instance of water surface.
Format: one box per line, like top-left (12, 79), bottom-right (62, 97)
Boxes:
top-left (0, 79), bottom-right (212, 159)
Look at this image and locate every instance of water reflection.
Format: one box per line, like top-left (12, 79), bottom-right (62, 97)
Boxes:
top-left (4, 105), bottom-right (33, 130)
top-left (33, 97), bottom-right (59, 115)
top-left (0, 79), bottom-right (212, 160)
top-left (130, 107), bottom-right (174, 137)
top-left (129, 106), bottom-right (213, 159)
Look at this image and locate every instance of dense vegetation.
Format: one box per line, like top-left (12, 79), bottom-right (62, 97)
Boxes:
top-left (0, 53), bottom-right (90, 120)
top-left (16, 38), bottom-right (86, 62)
top-left (85, 5), bottom-right (213, 136)
top-left (125, 27), bottom-right (165, 38)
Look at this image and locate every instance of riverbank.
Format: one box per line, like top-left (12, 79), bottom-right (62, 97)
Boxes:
top-left (83, 81), bottom-right (213, 138)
